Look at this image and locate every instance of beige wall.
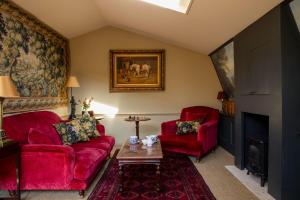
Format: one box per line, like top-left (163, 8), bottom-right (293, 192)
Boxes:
top-left (69, 26), bottom-right (221, 144)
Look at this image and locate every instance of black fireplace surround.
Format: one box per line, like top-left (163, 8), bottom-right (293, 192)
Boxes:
top-left (234, 2), bottom-right (300, 199)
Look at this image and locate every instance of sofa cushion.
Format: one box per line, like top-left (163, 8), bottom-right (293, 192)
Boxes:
top-left (71, 136), bottom-right (115, 154)
top-left (74, 148), bottom-right (107, 181)
top-left (79, 114), bottom-right (100, 138)
top-left (28, 128), bottom-right (54, 144)
top-left (71, 142), bottom-right (111, 154)
top-left (89, 136), bottom-right (115, 150)
top-left (160, 134), bottom-right (201, 151)
top-left (53, 123), bottom-right (80, 145)
top-left (176, 120), bottom-right (200, 135)
top-left (68, 119), bottom-right (90, 142)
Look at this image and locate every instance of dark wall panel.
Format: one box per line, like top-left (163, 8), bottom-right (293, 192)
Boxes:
top-left (234, 6), bottom-right (283, 200)
top-left (281, 4), bottom-right (300, 200)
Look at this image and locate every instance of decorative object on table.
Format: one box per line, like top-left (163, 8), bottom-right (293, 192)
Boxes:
top-left (141, 138), bottom-right (148, 146)
top-left (88, 151), bottom-right (216, 200)
top-left (222, 99), bottom-right (235, 117)
top-left (129, 135), bottom-right (138, 144)
top-left (66, 76), bottom-right (80, 120)
top-left (217, 91), bottom-right (227, 101)
top-left (124, 116), bottom-right (151, 139)
top-left (79, 97), bottom-right (93, 115)
top-left (0, 0), bottom-right (68, 114)
top-left (217, 90), bottom-right (235, 116)
top-left (146, 135), bottom-right (158, 143)
top-left (0, 76), bottom-right (19, 147)
top-left (210, 41), bottom-right (234, 98)
top-left (146, 137), bottom-right (154, 147)
top-left (109, 49), bottom-right (165, 92)
top-left (217, 90), bottom-right (228, 114)
top-left (88, 110), bottom-right (94, 117)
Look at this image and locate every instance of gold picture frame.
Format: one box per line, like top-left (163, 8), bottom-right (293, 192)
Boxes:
top-left (110, 49), bottom-right (165, 92)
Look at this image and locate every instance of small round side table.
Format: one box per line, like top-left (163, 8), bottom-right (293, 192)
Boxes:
top-left (124, 116), bottom-right (151, 139)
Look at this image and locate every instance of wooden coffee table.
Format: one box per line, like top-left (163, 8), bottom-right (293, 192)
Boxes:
top-left (116, 139), bottom-right (163, 192)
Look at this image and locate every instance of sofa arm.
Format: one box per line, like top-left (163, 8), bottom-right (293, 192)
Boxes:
top-left (96, 124), bottom-right (105, 136)
top-left (197, 120), bottom-right (218, 153)
top-left (161, 119), bottom-right (178, 136)
top-left (21, 144), bottom-right (75, 188)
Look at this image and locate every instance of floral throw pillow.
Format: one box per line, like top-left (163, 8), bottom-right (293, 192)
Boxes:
top-left (176, 120), bottom-right (200, 135)
top-left (53, 123), bottom-right (80, 145)
top-left (68, 119), bottom-right (90, 142)
top-left (79, 114), bottom-right (100, 138)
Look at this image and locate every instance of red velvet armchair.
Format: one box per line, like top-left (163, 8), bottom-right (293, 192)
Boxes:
top-left (159, 106), bottom-right (219, 160)
top-left (0, 111), bottom-right (115, 197)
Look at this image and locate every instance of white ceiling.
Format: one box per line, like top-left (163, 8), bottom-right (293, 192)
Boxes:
top-left (12, 0), bottom-right (282, 54)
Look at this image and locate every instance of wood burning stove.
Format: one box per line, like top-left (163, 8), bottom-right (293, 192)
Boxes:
top-left (246, 137), bottom-right (268, 186)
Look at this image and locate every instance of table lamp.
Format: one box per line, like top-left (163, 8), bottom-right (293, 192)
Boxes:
top-left (0, 76), bottom-right (19, 147)
top-left (66, 76), bottom-right (80, 119)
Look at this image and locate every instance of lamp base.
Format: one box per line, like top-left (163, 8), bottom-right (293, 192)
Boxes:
top-left (68, 114), bottom-right (77, 120)
top-left (69, 96), bottom-right (77, 120)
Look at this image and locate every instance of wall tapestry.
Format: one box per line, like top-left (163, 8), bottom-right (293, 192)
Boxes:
top-left (110, 49), bottom-right (165, 92)
top-left (210, 41), bottom-right (235, 98)
top-left (0, 0), bottom-right (69, 113)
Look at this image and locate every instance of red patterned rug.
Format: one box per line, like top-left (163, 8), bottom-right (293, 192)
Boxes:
top-left (88, 150), bottom-right (216, 200)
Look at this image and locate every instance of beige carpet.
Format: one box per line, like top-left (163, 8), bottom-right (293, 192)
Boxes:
top-left (225, 165), bottom-right (275, 200)
top-left (0, 147), bottom-right (258, 200)
top-left (193, 148), bottom-right (258, 200)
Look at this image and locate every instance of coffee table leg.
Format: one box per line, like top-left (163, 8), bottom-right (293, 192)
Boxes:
top-left (119, 164), bottom-right (124, 192)
top-left (156, 163), bottom-right (161, 192)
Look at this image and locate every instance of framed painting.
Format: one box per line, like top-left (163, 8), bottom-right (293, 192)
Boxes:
top-left (110, 49), bottom-right (165, 92)
top-left (210, 41), bottom-right (235, 98)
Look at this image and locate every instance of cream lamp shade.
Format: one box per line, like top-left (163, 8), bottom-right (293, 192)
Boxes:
top-left (66, 76), bottom-right (80, 88)
top-left (0, 76), bottom-right (19, 98)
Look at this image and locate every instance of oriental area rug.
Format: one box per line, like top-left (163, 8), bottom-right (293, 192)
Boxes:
top-left (88, 151), bottom-right (216, 200)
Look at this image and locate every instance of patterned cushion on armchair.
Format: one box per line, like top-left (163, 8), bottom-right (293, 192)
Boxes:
top-left (176, 120), bottom-right (200, 135)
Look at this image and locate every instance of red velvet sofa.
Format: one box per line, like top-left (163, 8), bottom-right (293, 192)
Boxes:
top-left (0, 111), bottom-right (115, 197)
top-left (159, 106), bottom-right (219, 160)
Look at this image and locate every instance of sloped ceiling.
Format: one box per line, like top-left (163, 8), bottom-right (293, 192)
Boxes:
top-left (12, 0), bottom-right (282, 54)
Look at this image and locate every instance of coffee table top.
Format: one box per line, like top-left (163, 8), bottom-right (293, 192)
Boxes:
top-left (117, 139), bottom-right (163, 160)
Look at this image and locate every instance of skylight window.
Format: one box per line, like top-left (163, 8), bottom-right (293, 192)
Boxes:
top-left (140, 0), bottom-right (193, 14)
